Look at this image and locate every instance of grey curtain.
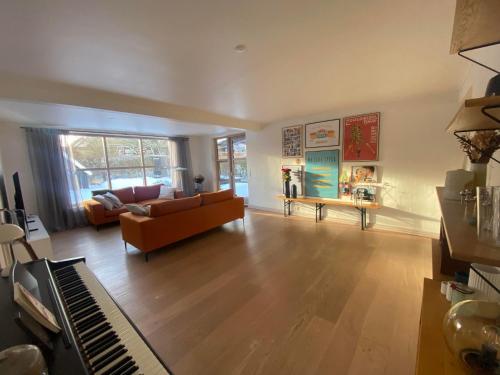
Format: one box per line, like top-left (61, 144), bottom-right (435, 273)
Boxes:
top-left (25, 128), bottom-right (87, 232)
top-left (171, 137), bottom-right (194, 196)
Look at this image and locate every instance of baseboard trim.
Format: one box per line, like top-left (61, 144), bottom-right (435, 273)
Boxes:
top-left (246, 205), bottom-right (438, 239)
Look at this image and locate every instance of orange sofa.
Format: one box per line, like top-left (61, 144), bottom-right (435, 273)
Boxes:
top-left (119, 189), bottom-right (244, 261)
top-left (83, 185), bottom-right (185, 229)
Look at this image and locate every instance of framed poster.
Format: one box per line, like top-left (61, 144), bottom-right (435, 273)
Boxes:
top-left (342, 112), bottom-right (380, 161)
top-left (282, 165), bottom-right (304, 196)
top-left (351, 165), bottom-right (377, 184)
top-left (282, 125), bottom-right (303, 158)
top-left (305, 119), bottom-right (340, 148)
top-left (305, 150), bottom-right (339, 198)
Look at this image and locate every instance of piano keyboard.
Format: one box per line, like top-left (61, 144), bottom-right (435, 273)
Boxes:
top-left (53, 262), bottom-right (169, 375)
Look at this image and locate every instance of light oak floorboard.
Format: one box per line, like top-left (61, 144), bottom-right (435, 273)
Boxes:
top-left (52, 209), bottom-right (431, 375)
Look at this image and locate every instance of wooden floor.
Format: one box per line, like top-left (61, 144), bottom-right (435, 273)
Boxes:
top-left (52, 209), bottom-right (432, 375)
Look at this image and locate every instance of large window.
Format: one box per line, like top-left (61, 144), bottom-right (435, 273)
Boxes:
top-left (67, 134), bottom-right (174, 200)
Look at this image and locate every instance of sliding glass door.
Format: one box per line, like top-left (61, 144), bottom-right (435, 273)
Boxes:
top-left (215, 134), bottom-right (248, 202)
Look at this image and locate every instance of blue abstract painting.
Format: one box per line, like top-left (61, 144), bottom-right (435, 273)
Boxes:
top-left (305, 150), bottom-right (339, 198)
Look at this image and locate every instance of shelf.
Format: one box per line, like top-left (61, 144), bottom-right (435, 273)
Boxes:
top-left (276, 194), bottom-right (381, 209)
top-left (415, 278), bottom-right (465, 375)
top-left (436, 187), bottom-right (500, 267)
top-left (450, 0), bottom-right (500, 54)
top-left (446, 97), bottom-right (500, 133)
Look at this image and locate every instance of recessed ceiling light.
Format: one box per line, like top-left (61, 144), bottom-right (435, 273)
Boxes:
top-left (234, 44), bottom-right (247, 53)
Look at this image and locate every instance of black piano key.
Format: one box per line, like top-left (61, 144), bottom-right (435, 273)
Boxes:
top-left (72, 304), bottom-right (100, 321)
top-left (57, 273), bottom-right (81, 284)
top-left (65, 290), bottom-right (91, 305)
top-left (60, 279), bottom-right (84, 292)
top-left (68, 297), bottom-right (96, 314)
top-left (121, 365), bottom-right (139, 375)
top-left (80, 322), bottom-right (111, 344)
top-left (71, 303), bottom-right (98, 319)
top-left (86, 336), bottom-right (120, 359)
top-left (76, 312), bottom-right (106, 332)
top-left (84, 331), bottom-right (116, 352)
top-left (108, 360), bottom-right (136, 375)
top-left (91, 345), bottom-right (127, 371)
top-left (75, 311), bottom-right (105, 330)
top-left (101, 356), bottom-right (134, 375)
top-left (62, 285), bottom-right (87, 298)
top-left (54, 265), bottom-right (76, 276)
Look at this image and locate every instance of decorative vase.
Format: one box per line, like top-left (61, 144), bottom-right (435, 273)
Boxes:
top-left (469, 162), bottom-right (488, 187)
top-left (292, 184), bottom-right (297, 198)
top-left (284, 181), bottom-right (290, 198)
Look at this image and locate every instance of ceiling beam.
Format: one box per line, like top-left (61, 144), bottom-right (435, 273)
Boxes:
top-left (0, 72), bottom-right (263, 131)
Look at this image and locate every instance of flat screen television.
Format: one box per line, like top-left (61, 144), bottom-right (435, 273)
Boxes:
top-left (13, 172), bottom-right (25, 211)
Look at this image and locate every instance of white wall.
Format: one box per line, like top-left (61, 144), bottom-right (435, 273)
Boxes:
top-left (247, 91), bottom-right (464, 237)
top-left (189, 135), bottom-right (217, 192)
top-left (0, 122), bottom-right (37, 214)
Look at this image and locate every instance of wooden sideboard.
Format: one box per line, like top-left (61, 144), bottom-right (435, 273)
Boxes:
top-left (416, 278), bottom-right (466, 375)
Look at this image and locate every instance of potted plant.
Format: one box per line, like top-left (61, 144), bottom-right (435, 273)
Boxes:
top-left (458, 131), bottom-right (500, 186)
top-left (281, 168), bottom-right (292, 198)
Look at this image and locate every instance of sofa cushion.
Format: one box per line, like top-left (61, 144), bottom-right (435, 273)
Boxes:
top-left (159, 185), bottom-right (176, 200)
top-left (149, 195), bottom-right (201, 217)
top-left (93, 195), bottom-right (114, 210)
top-left (201, 189), bottom-right (234, 205)
top-left (138, 198), bottom-right (169, 206)
top-left (104, 192), bottom-right (123, 208)
top-left (112, 187), bottom-right (135, 204)
top-left (104, 207), bottom-right (128, 217)
top-left (134, 184), bottom-right (161, 202)
top-left (125, 204), bottom-right (150, 216)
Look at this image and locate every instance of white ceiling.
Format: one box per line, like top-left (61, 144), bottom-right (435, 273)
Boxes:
top-left (0, 0), bottom-right (467, 134)
top-left (0, 99), bottom-right (240, 136)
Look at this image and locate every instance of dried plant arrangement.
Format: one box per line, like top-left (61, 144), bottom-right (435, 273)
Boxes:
top-left (458, 130), bottom-right (500, 163)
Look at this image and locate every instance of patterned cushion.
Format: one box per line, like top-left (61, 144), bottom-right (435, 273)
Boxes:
top-left (93, 195), bottom-right (113, 210)
top-left (104, 192), bottom-right (123, 208)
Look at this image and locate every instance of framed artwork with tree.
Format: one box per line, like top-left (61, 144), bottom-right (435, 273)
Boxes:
top-left (342, 112), bottom-right (380, 161)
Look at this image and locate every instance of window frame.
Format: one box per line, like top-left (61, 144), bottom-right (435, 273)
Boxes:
top-left (69, 133), bottom-right (173, 194)
top-left (214, 133), bottom-right (247, 195)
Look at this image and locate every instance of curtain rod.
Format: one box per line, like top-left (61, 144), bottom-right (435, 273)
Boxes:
top-left (21, 126), bottom-right (189, 140)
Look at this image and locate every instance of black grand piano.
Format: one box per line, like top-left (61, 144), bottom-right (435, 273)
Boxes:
top-left (0, 257), bottom-right (172, 375)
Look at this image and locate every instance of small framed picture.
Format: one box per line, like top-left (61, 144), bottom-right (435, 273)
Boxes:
top-left (305, 119), bottom-right (340, 148)
top-left (282, 125), bottom-right (303, 158)
top-left (351, 165), bottom-right (377, 184)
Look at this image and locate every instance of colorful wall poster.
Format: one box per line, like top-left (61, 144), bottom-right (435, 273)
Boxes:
top-left (304, 119), bottom-right (340, 148)
top-left (342, 112), bottom-right (380, 161)
top-left (282, 125), bottom-right (303, 158)
top-left (305, 150), bottom-right (339, 198)
top-left (282, 165), bottom-right (304, 196)
top-left (351, 165), bottom-right (377, 184)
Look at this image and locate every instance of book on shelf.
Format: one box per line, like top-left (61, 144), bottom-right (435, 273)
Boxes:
top-left (14, 281), bottom-right (61, 333)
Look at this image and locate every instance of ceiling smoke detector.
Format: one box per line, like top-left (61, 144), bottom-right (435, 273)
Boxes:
top-left (234, 44), bottom-right (247, 53)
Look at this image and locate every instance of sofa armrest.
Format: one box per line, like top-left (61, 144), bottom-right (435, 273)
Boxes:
top-left (83, 199), bottom-right (105, 225)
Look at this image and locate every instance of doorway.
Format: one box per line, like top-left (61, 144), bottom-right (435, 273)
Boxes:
top-left (215, 134), bottom-right (248, 203)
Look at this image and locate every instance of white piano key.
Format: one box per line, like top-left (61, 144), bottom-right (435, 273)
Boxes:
top-left (73, 262), bottom-right (169, 375)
